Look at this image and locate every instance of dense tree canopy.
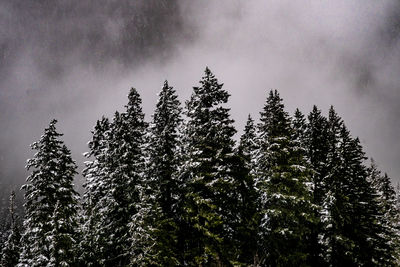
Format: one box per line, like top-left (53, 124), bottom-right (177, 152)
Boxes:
top-left (1, 68), bottom-right (399, 266)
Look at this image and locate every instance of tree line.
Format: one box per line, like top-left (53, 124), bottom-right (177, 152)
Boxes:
top-left (1, 67), bottom-right (399, 266)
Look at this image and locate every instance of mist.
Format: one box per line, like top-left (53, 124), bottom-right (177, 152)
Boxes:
top-left (1, 0), bottom-right (400, 196)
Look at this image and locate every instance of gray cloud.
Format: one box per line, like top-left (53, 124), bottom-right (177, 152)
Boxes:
top-left (1, 0), bottom-right (400, 196)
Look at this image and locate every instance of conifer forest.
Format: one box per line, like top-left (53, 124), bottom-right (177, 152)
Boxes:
top-left (2, 1), bottom-right (400, 266)
top-left (1, 67), bottom-right (400, 266)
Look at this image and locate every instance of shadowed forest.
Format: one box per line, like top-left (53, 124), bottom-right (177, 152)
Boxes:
top-left (1, 68), bottom-right (399, 266)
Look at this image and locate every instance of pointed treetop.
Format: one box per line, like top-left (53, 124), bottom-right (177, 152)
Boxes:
top-left (152, 80), bottom-right (182, 131)
top-left (9, 190), bottom-right (16, 223)
top-left (308, 105), bottom-right (324, 121)
top-left (327, 106), bottom-right (343, 135)
top-left (204, 66), bottom-right (211, 75)
top-left (328, 106), bottom-right (341, 122)
top-left (293, 108), bottom-right (305, 122)
top-left (239, 114), bottom-right (257, 155)
top-left (49, 119), bottom-right (58, 127)
top-left (163, 80), bottom-right (169, 89)
top-left (127, 87), bottom-right (143, 109)
top-left (242, 114), bottom-right (256, 136)
top-left (265, 89), bottom-right (284, 110)
top-left (199, 67), bottom-right (225, 89)
top-left (46, 119), bottom-right (61, 135)
top-left (259, 89), bottom-right (290, 137)
top-left (29, 119), bottom-right (63, 152)
top-left (187, 67), bottom-right (230, 112)
top-left (158, 80), bottom-right (174, 99)
top-left (244, 114), bottom-right (255, 130)
top-left (292, 108), bottom-right (307, 141)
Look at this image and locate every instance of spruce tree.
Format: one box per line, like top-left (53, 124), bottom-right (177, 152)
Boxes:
top-left (238, 115), bottom-right (258, 171)
top-left (236, 115), bottom-right (259, 264)
top-left (1, 191), bottom-right (21, 267)
top-left (178, 67), bottom-right (242, 265)
top-left (255, 90), bottom-right (317, 266)
top-left (95, 88), bottom-right (147, 266)
top-left (292, 108), bottom-right (307, 144)
top-left (130, 81), bottom-right (182, 265)
top-left (48, 200), bottom-right (77, 267)
top-left (368, 160), bottom-right (399, 265)
top-left (305, 105), bottom-right (330, 265)
top-left (320, 107), bottom-right (345, 265)
top-left (306, 106), bottom-right (330, 206)
top-left (322, 112), bottom-right (388, 266)
top-left (337, 127), bottom-right (385, 266)
top-left (80, 117), bottom-right (111, 266)
top-left (18, 119), bottom-right (79, 267)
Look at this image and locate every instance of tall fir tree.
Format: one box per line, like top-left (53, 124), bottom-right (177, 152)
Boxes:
top-left (305, 105), bottom-right (330, 265)
top-left (321, 108), bottom-right (364, 266)
top-left (238, 115), bottom-right (258, 171)
top-left (236, 115), bottom-right (259, 264)
top-left (322, 110), bottom-right (389, 266)
top-left (1, 191), bottom-right (21, 267)
top-left (255, 90), bottom-right (317, 266)
top-left (80, 116), bottom-right (111, 266)
top-left (178, 67), bottom-right (243, 265)
top-left (306, 106), bottom-right (330, 207)
top-left (292, 108), bottom-right (307, 144)
top-left (368, 160), bottom-right (399, 265)
top-left (130, 81), bottom-right (182, 265)
top-left (47, 200), bottom-right (77, 267)
top-left (320, 107), bottom-right (345, 265)
top-left (94, 88), bottom-right (147, 266)
top-left (18, 119), bottom-right (79, 267)
top-left (338, 127), bottom-right (385, 266)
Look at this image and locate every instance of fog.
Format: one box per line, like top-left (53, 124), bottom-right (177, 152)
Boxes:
top-left (1, 0), bottom-right (400, 195)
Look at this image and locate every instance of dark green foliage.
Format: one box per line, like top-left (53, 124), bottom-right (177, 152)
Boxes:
top-left (10, 71), bottom-right (400, 267)
top-left (368, 161), bottom-right (400, 265)
top-left (80, 116), bottom-right (111, 266)
top-left (304, 105), bottom-right (330, 265)
top-left (256, 90), bottom-right (317, 266)
top-left (322, 113), bottom-right (390, 266)
top-left (19, 120), bottom-right (79, 267)
top-left (178, 67), bottom-right (244, 265)
top-left (130, 81), bottom-right (182, 265)
top-left (235, 115), bottom-right (259, 265)
top-left (238, 115), bottom-right (258, 170)
top-left (292, 108), bottom-right (307, 144)
top-left (1, 191), bottom-right (21, 267)
top-left (94, 88), bottom-right (147, 267)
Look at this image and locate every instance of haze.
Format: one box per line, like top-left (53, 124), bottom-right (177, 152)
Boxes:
top-left (1, 0), bottom-right (400, 196)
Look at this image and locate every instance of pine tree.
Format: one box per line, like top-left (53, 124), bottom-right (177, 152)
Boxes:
top-left (148, 80), bottom-right (182, 221)
top-left (1, 191), bottom-right (21, 267)
top-left (238, 115), bottom-right (258, 171)
top-left (18, 119), bottom-right (79, 267)
top-left (338, 127), bottom-right (385, 266)
top-left (304, 105), bottom-right (330, 265)
top-left (178, 67), bottom-right (243, 265)
top-left (368, 160), bottom-right (399, 265)
top-left (236, 115), bottom-right (259, 264)
top-left (306, 106), bottom-right (330, 206)
top-left (320, 107), bottom-right (346, 265)
top-left (130, 81), bottom-right (182, 265)
top-left (94, 88), bottom-right (147, 266)
top-left (48, 200), bottom-right (78, 267)
top-left (255, 90), bottom-right (317, 266)
top-left (322, 112), bottom-right (389, 266)
top-left (80, 117), bottom-right (111, 266)
top-left (292, 108), bottom-right (307, 144)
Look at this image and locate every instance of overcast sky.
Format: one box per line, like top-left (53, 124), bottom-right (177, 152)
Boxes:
top-left (1, 0), bottom-right (400, 192)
